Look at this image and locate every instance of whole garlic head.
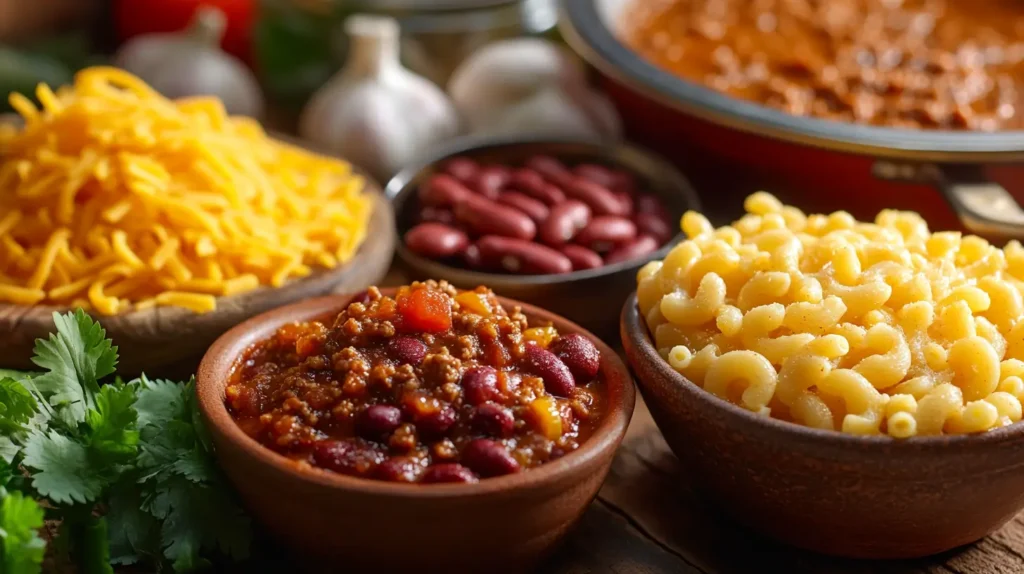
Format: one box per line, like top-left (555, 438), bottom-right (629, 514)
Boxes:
top-left (448, 38), bottom-right (620, 140)
top-left (114, 7), bottom-right (264, 118)
top-left (299, 15), bottom-right (460, 182)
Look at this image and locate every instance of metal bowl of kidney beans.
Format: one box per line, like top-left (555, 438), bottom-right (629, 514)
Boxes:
top-left (386, 135), bottom-right (701, 336)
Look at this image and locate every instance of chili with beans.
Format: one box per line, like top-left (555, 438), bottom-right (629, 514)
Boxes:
top-left (403, 155), bottom-right (675, 275)
top-left (225, 282), bottom-right (607, 483)
top-left (624, 0), bottom-right (1024, 130)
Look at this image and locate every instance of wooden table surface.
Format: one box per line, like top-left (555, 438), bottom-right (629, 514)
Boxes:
top-left (377, 270), bottom-right (1024, 574)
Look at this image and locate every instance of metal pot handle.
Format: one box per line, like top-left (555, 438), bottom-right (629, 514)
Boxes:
top-left (873, 161), bottom-right (1024, 239)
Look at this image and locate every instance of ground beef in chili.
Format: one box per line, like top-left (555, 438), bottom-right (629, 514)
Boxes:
top-left (624, 0), bottom-right (1024, 130)
top-left (225, 281), bottom-right (606, 483)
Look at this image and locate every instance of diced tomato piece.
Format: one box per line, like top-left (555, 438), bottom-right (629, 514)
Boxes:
top-left (397, 288), bottom-right (452, 333)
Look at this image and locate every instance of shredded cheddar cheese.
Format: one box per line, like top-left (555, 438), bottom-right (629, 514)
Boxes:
top-left (0, 67), bottom-right (372, 315)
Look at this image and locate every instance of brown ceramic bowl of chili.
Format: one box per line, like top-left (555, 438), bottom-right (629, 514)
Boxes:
top-left (385, 134), bottom-right (700, 340)
top-left (196, 282), bottom-right (635, 573)
top-left (560, 0), bottom-right (1024, 243)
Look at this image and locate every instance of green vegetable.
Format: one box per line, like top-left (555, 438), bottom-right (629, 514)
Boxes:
top-left (254, 1), bottom-right (361, 110)
top-left (0, 46), bottom-right (73, 113)
top-left (0, 310), bottom-right (252, 573)
top-left (0, 491), bottom-right (47, 574)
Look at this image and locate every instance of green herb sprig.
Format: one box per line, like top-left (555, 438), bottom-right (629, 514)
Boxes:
top-left (0, 310), bottom-right (251, 573)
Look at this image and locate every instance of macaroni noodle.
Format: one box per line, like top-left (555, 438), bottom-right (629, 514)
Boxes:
top-left (639, 192), bottom-right (1024, 436)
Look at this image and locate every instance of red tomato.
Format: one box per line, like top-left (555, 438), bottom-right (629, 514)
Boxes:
top-left (397, 289), bottom-right (452, 334)
top-left (113, 0), bottom-right (255, 62)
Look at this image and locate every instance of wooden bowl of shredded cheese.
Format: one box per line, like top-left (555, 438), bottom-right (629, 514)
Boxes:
top-left (0, 67), bottom-right (394, 374)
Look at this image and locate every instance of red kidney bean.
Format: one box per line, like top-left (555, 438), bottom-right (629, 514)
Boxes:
top-left (418, 206), bottom-right (455, 225)
top-left (615, 191), bottom-right (634, 216)
top-left (463, 243), bottom-right (483, 268)
top-left (574, 163), bottom-right (616, 188)
top-left (539, 200), bottom-right (591, 246)
top-left (388, 336), bottom-right (428, 366)
top-left (635, 193), bottom-right (667, 216)
top-left (375, 457), bottom-right (423, 483)
top-left (605, 235), bottom-right (660, 265)
top-left (416, 404), bottom-right (457, 437)
top-left (633, 212), bottom-right (674, 244)
top-left (470, 166), bottom-right (510, 200)
top-left (559, 244), bottom-right (603, 271)
top-left (526, 155), bottom-right (574, 187)
top-left (498, 191), bottom-right (549, 224)
top-left (476, 236), bottom-right (573, 275)
top-left (472, 402), bottom-right (515, 438)
top-left (312, 439), bottom-right (385, 476)
top-left (357, 405), bottom-right (403, 439)
top-left (441, 157), bottom-right (479, 183)
top-left (508, 169), bottom-right (565, 205)
top-left (549, 333), bottom-right (601, 382)
top-left (462, 366), bottom-right (500, 405)
top-left (422, 463), bottom-right (479, 484)
top-left (420, 174), bottom-right (473, 206)
top-left (404, 223), bottom-right (469, 259)
top-left (563, 177), bottom-right (628, 216)
top-left (522, 344), bottom-right (575, 397)
top-left (455, 194), bottom-right (536, 241)
top-left (610, 170), bottom-right (637, 195)
top-left (574, 216), bottom-right (637, 252)
top-left (462, 438), bottom-right (521, 477)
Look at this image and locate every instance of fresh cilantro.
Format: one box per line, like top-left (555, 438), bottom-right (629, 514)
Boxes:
top-left (11, 309), bottom-right (252, 573)
top-left (0, 378), bottom-right (37, 435)
top-left (0, 490), bottom-right (46, 574)
top-left (134, 378), bottom-right (252, 569)
top-left (134, 376), bottom-right (185, 429)
top-left (107, 479), bottom-right (160, 566)
top-left (31, 309), bottom-right (118, 426)
top-left (21, 431), bottom-right (106, 505)
top-left (0, 369), bottom-right (32, 381)
top-left (86, 382), bottom-right (140, 464)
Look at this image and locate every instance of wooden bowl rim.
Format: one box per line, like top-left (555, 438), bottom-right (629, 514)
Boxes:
top-left (620, 291), bottom-right (1024, 452)
top-left (386, 134), bottom-right (700, 287)
top-left (196, 288), bottom-right (636, 499)
top-left (0, 178), bottom-right (392, 325)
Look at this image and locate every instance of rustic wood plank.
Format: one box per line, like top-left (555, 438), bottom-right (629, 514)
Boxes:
top-left (599, 396), bottom-right (1024, 574)
top-left (542, 500), bottom-right (704, 574)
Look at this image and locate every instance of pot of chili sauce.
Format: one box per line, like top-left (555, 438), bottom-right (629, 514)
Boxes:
top-left (560, 0), bottom-right (1024, 239)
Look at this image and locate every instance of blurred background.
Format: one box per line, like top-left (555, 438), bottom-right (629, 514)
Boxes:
top-left (0, 0), bottom-right (561, 129)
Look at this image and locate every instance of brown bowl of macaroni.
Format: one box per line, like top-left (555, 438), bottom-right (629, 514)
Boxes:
top-left (620, 192), bottom-right (1024, 559)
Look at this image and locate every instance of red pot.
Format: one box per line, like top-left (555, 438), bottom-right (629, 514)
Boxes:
top-left (559, 0), bottom-right (1024, 239)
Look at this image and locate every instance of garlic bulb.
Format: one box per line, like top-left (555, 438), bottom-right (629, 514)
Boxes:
top-left (114, 7), bottom-right (264, 118)
top-left (448, 38), bottom-right (621, 140)
top-left (299, 15), bottom-right (460, 182)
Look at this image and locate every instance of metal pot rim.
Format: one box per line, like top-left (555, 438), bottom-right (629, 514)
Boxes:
top-left (559, 1), bottom-right (1024, 163)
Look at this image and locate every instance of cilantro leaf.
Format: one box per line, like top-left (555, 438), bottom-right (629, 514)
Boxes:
top-left (21, 431), bottom-right (105, 505)
top-left (134, 377), bottom-right (252, 570)
top-left (134, 376), bottom-right (187, 429)
top-left (107, 479), bottom-right (160, 566)
top-left (0, 490), bottom-right (46, 574)
top-left (31, 310), bottom-right (118, 425)
top-left (0, 370), bottom-right (33, 382)
top-left (0, 378), bottom-right (39, 435)
top-left (0, 439), bottom-right (18, 466)
top-left (148, 477), bottom-right (248, 571)
top-left (85, 383), bottom-right (139, 464)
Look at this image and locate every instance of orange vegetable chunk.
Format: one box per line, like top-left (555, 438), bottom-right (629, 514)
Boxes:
top-left (398, 288), bottom-right (452, 333)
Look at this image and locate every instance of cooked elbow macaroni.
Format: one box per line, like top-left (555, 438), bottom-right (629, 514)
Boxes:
top-left (638, 192), bottom-right (1024, 437)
